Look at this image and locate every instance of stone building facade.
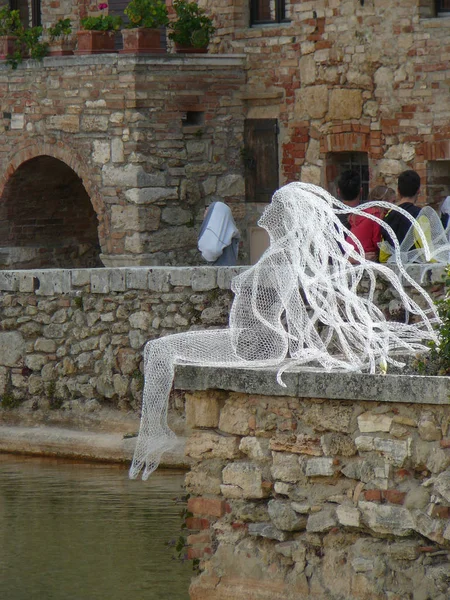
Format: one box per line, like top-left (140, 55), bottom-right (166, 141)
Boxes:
top-left (0, 1), bottom-right (450, 267)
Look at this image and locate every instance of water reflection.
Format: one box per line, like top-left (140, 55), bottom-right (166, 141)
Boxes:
top-left (0, 455), bottom-right (192, 600)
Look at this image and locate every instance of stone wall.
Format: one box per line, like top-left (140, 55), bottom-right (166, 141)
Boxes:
top-left (177, 366), bottom-right (450, 600)
top-left (0, 54), bottom-right (247, 268)
top-left (0, 266), bottom-right (240, 426)
top-left (210, 0), bottom-right (450, 204)
top-left (0, 263), bottom-right (446, 428)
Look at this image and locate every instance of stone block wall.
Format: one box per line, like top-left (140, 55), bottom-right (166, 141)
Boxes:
top-left (0, 54), bottom-right (247, 268)
top-left (182, 371), bottom-right (450, 600)
top-left (0, 263), bottom-right (446, 429)
top-left (0, 266), bottom-right (241, 424)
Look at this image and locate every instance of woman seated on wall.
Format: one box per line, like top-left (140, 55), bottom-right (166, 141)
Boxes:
top-left (346, 185), bottom-right (396, 261)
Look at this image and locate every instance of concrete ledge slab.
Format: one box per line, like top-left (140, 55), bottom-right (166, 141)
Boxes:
top-left (0, 425), bottom-right (190, 469)
top-left (175, 364), bottom-right (450, 405)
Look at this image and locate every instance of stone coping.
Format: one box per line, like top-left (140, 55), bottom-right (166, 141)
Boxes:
top-left (0, 53), bottom-right (247, 71)
top-left (0, 266), bottom-right (246, 295)
top-left (0, 263), bottom-right (445, 295)
top-left (174, 363), bottom-right (450, 405)
top-left (0, 425), bottom-right (189, 468)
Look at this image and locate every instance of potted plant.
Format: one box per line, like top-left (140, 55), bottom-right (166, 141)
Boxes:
top-left (168, 0), bottom-right (215, 53)
top-left (0, 8), bottom-right (48, 68)
top-left (76, 3), bottom-right (122, 55)
top-left (48, 17), bottom-right (74, 56)
top-left (0, 7), bottom-right (22, 60)
top-left (121, 0), bottom-right (169, 54)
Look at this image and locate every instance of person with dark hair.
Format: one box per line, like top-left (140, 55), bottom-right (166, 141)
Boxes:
top-left (336, 170), bottom-right (361, 229)
top-left (379, 169), bottom-right (421, 262)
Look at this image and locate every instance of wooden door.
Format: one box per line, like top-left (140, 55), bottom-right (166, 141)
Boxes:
top-left (244, 119), bottom-right (279, 203)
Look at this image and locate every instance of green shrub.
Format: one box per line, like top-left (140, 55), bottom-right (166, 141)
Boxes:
top-left (415, 265), bottom-right (450, 376)
top-left (124, 0), bottom-right (169, 29)
top-left (168, 0), bottom-right (215, 48)
top-left (48, 18), bottom-right (72, 41)
top-left (0, 7), bottom-right (22, 36)
top-left (81, 15), bottom-right (122, 31)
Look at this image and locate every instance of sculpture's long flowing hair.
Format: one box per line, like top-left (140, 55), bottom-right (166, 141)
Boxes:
top-left (130, 183), bottom-right (440, 480)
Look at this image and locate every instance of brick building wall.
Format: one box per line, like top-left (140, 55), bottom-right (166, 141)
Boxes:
top-left (0, 54), bottom-right (246, 267)
top-left (209, 0), bottom-right (450, 206)
top-left (0, 1), bottom-right (450, 267)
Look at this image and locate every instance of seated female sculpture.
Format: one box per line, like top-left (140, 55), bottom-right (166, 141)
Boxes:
top-left (130, 182), bottom-right (439, 480)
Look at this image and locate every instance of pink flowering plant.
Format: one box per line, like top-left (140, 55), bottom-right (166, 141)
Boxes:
top-left (81, 3), bottom-right (122, 31)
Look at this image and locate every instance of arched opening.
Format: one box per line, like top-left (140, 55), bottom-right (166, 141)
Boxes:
top-left (0, 155), bottom-right (102, 269)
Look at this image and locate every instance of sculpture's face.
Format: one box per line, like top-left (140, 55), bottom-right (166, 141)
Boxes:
top-left (258, 184), bottom-right (336, 246)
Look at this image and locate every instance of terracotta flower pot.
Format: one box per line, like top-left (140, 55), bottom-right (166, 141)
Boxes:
top-left (48, 36), bottom-right (75, 56)
top-left (174, 43), bottom-right (207, 54)
top-left (0, 35), bottom-right (18, 60)
top-left (120, 28), bottom-right (165, 54)
top-left (75, 30), bottom-right (116, 55)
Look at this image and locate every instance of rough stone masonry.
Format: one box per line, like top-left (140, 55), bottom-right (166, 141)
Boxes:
top-left (177, 366), bottom-right (450, 600)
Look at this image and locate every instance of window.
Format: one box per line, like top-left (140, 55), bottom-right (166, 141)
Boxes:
top-left (426, 160), bottom-right (450, 210)
top-left (326, 152), bottom-right (369, 202)
top-left (250, 0), bottom-right (289, 25)
top-left (9, 0), bottom-right (40, 26)
top-left (31, 0), bottom-right (41, 26)
top-left (244, 119), bottom-right (279, 203)
top-left (419, 1), bottom-right (450, 17)
top-left (436, 0), bottom-right (450, 14)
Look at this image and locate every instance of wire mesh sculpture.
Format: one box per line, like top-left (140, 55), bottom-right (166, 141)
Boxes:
top-left (129, 182), bottom-right (441, 480)
top-left (379, 204), bottom-right (450, 267)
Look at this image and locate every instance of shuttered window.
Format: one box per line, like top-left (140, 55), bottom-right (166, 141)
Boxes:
top-left (108, 0), bottom-right (129, 22)
top-left (31, 0), bottom-right (41, 26)
top-left (244, 119), bottom-right (279, 203)
top-left (250, 0), bottom-right (289, 25)
top-left (9, 0), bottom-right (40, 26)
top-left (108, 0), bottom-right (128, 49)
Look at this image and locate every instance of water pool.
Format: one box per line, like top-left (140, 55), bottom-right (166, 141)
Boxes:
top-left (0, 454), bottom-right (192, 600)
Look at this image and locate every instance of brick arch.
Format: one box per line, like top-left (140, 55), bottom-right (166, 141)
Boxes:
top-left (421, 140), bottom-right (450, 161)
top-left (0, 142), bottom-right (107, 269)
top-left (0, 141), bottom-right (104, 217)
top-left (321, 126), bottom-right (370, 155)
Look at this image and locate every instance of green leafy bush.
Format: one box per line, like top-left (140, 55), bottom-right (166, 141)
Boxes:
top-left (415, 265), bottom-right (450, 375)
top-left (23, 26), bottom-right (49, 60)
top-left (0, 8), bottom-right (48, 69)
top-left (168, 0), bottom-right (215, 48)
top-left (124, 0), bottom-right (169, 29)
top-left (81, 5), bottom-right (122, 33)
top-left (0, 7), bottom-right (22, 36)
top-left (48, 18), bottom-right (72, 41)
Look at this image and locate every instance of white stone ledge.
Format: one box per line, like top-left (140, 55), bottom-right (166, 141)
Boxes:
top-left (8, 53), bottom-right (246, 70)
top-left (0, 266), bottom-right (246, 295)
top-left (174, 364), bottom-right (450, 405)
top-left (0, 263), bottom-right (444, 295)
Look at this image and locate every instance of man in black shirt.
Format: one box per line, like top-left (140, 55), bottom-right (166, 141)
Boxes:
top-left (382, 170), bottom-right (421, 248)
